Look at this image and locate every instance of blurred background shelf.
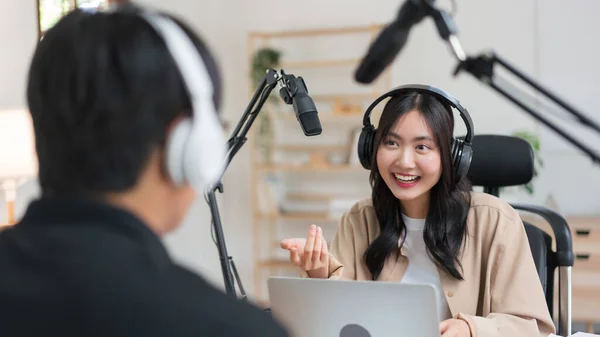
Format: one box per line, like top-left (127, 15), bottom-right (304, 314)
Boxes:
top-left (257, 164), bottom-right (367, 173)
top-left (248, 24), bottom-right (391, 303)
top-left (258, 258), bottom-right (296, 269)
top-left (280, 59), bottom-right (361, 69)
top-left (256, 212), bottom-right (339, 222)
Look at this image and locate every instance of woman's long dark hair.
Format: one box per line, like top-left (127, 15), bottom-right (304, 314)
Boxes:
top-left (363, 91), bottom-right (472, 281)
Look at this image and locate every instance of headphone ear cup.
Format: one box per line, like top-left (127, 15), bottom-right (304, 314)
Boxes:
top-left (457, 143), bottom-right (473, 181)
top-left (183, 101), bottom-right (227, 191)
top-left (165, 118), bottom-right (193, 186)
top-left (451, 137), bottom-right (472, 182)
top-left (358, 127), bottom-right (376, 170)
top-left (164, 107), bottom-right (227, 191)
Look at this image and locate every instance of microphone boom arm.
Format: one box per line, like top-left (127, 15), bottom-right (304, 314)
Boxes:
top-left (205, 68), bottom-right (312, 299)
top-left (427, 6), bottom-right (600, 164)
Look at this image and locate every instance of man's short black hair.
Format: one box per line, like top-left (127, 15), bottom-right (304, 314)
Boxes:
top-left (26, 5), bottom-right (222, 197)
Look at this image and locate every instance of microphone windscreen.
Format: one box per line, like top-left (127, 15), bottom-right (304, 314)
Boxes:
top-left (298, 111), bottom-right (322, 136)
top-left (354, 26), bottom-right (408, 84)
top-left (467, 134), bottom-right (534, 187)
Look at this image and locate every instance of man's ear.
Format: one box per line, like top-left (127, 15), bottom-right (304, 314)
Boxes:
top-left (156, 143), bottom-right (170, 182)
top-left (163, 115), bottom-right (189, 145)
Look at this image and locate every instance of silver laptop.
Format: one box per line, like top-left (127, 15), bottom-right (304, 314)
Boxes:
top-left (268, 276), bottom-right (440, 337)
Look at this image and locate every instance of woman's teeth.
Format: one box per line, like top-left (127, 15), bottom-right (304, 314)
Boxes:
top-left (394, 173), bottom-right (419, 182)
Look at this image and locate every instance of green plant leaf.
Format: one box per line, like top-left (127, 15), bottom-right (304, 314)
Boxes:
top-left (250, 47), bottom-right (282, 160)
top-left (251, 48), bottom-right (282, 86)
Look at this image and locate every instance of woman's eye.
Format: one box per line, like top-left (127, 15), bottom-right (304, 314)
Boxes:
top-left (385, 140), bottom-right (398, 146)
top-left (416, 145), bottom-right (430, 150)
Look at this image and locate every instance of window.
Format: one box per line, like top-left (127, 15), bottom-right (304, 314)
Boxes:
top-left (37, 0), bottom-right (121, 38)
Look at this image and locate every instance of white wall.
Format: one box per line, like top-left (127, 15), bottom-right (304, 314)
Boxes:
top-left (0, 0), bottom-right (41, 229)
top-left (1, 0), bottom-right (598, 303)
top-left (0, 0), bottom-right (37, 109)
top-left (534, 0), bottom-right (600, 215)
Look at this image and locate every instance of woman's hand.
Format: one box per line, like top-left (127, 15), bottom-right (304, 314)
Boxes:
top-left (280, 224), bottom-right (329, 278)
top-left (440, 319), bottom-right (471, 337)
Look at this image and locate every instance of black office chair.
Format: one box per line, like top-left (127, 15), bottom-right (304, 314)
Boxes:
top-left (466, 134), bottom-right (575, 337)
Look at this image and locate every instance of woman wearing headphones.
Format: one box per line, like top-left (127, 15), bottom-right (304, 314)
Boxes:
top-left (280, 85), bottom-right (555, 337)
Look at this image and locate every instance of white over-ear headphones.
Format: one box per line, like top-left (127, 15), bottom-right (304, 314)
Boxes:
top-left (140, 12), bottom-right (226, 192)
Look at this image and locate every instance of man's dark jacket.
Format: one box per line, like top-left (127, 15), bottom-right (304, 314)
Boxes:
top-left (0, 197), bottom-right (288, 337)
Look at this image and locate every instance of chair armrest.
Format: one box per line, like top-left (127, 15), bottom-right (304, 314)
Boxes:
top-left (510, 203), bottom-right (575, 267)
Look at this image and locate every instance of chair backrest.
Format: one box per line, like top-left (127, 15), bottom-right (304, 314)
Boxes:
top-left (466, 134), bottom-right (534, 192)
top-left (467, 134), bottom-right (574, 336)
top-left (466, 134), bottom-right (553, 311)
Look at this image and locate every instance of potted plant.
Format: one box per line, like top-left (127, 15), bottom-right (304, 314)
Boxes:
top-left (250, 47), bottom-right (281, 163)
top-left (251, 47), bottom-right (281, 86)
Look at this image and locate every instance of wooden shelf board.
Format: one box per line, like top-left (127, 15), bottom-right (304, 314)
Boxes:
top-left (310, 92), bottom-right (382, 102)
top-left (273, 144), bottom-right (349, 152)
top-left (0, 221), bottom-right (15, 228)
top-left (519, 214), bottom-right (600, 245)
top-left (252, 298), bottom-right (271, 310)
top-left (258, 258), bottom-right (296, 269)
top-left (279, 111), bottom-right (363, 122)
top-left (280, 59), bottom-right (360, 69)
top-left (256, 211), bottom-right (340, 222)
top-left (285, 193), bottom-right (366, 201)
top-left (249, 24), bottom-right (384, 38)
top-left (519, 214), bottom-right (600, 227)
top-left (257, 164), bottom-right (366, 172)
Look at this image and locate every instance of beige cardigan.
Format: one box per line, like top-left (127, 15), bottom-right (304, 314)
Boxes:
top-left (302, 192), bottom-right (555, 337)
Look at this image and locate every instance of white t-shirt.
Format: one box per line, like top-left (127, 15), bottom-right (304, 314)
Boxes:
top-left (399, 214), bottom-right (452, 321)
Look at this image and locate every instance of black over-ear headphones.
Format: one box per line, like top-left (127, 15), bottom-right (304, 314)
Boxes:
top-left (357, 84), bottom-right (474, 182)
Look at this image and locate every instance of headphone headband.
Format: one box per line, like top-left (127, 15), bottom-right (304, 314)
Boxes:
top-left (362, 84), bottom-right (474, 143)
top-left (357, 84), bottom-right (475, 181)
top-left (141, 12), bottom-right (213, 105)
top-left (137, 10), bottom-right (226, 191)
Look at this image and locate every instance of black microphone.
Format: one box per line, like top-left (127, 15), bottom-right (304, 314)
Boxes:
top-left (354, 0), bottom-right (433, 84)
top-left (279, 73), bottom-right (322, 136)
